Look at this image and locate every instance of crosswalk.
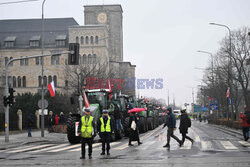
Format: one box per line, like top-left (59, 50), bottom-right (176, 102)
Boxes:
top-left (0, 139), bottom-right (249, 155)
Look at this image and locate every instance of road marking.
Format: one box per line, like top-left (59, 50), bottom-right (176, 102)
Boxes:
top-left (190, 128), bottom-right (200, 142)
top-left (220, 141), bottom-right (238, 150)
top-left (48, 144), bottom-right (81, 152)
top-left (69, 142), bottom-right (102, 152)
top-left (238, 141), bottom-right (250, 147)
top-left (30, 143), bottom-right (69, 153)
top-left (180, 140), bottom-right (192, 150)
top-left (141, 126), bottom-right (162, 140)
top-left (201, 141), bottom-right (213, 151)
top-left (113, 143), bottom-right (129, 150)
top-left (8, 144), bottom-right (53, 153)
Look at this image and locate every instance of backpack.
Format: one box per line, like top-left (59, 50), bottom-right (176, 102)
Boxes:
top-left (246, 111), bottom-right (250, 124)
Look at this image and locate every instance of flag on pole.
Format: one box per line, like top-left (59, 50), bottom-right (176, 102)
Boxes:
top-left (226, 87), bottom-right (230, 98)
top-left (48, 81), bottom-right (55, 97)
top-left (108, 79), bottom-right (112, 100)
top-left (83, 91), bottom-right (90, 108)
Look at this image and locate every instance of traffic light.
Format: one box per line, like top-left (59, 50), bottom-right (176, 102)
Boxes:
top-left (9, 88), bottom-right (16, 107)
top-left (3, 96), bottom-right (9, 107)
top-left (68, 43), bottom-right (79, 65)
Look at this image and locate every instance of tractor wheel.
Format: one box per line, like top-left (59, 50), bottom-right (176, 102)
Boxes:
top-left (67, 115), bottom-right (81, 144)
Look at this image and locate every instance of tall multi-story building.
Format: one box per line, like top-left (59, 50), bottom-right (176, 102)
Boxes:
top-left (0, 4), bottom-right (136, 112)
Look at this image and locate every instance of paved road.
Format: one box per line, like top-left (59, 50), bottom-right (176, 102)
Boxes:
top-left (0, 121), bottom-right (250, 167)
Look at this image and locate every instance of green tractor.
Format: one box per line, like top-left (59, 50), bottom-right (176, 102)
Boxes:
top-left (137, 98), bottom-right (148, 133)
top-left (67, 88), bottom-right (115, 144)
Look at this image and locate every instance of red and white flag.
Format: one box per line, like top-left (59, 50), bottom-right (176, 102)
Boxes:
top-left (108, 79), bottom-right (112, 100)
top-left (83, 91), bottom-right (90, 108)
top-left (226, 87), bottom-right (230, 98)
top-left (48, 81), bottom-right (55, 97)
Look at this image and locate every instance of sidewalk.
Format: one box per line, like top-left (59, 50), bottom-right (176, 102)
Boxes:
top-left (0, 130), bottom-right (68, 150)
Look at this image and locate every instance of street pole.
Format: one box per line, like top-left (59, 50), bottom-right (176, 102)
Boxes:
top-left (210, 23), bottom-right (234, 120)
top-left (41, 0), bottom-right (46, 137)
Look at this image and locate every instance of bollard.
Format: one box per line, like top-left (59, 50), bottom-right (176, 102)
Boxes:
top-left (17, 109), bottom-right (22, 131)
top-left (35, 110), bottom-right (40, 129)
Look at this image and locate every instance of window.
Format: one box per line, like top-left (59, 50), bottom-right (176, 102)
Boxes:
top-left (79, 55), bottom-right (82, 65)
top-left (83, 54), bottom-right (87, 64)
top-left (51, 55), bottom-right (60, 65)
top-left (20, 57), bottom-right (24, 66)
top-left (22, 76), bottom-right (26, 87)
top-left (95, 36), bottom-right (99, 44)
top-left (81, 36), bottom-right (84, 45)
top-left (56, 40), bottom-right (66, 47)
top-left (65, 80), bottom-right (68, 87)
top-left (76, 36), bottom-right (79, 43)
top-left (48, 75), bottom-right (52, 83)
top-left (36, 57), bottom-right (39, 65)
top-left (9, 57), bottom-right (13, 66)
top-left (8, 76), bottom-right (12, 87)
top-left (38, 76), bottom-right (42, 87)
top-left (53, 75), bottom-right (57, 87)
top-left (88, 54), bottom-right (92, 64)
top-left (85, 36), bottom-right (89, 44)
top-left (5, 41), bottom-right (14, 48)
top-left (25, 58), bottom-right (29, 66)
top-left (13, 76), bottom-right (16, 88)
top-left (43, 76), bottom-right (47, 87)
top-left (93, 54), bottom-right (97, 64)
top-left (90, 36), bottom-right (94, 44)
top-left (30, 41), bottom-right (39, 47)
top-left (18, 76), bottom-right (21, 87)
top-left (5, 57), bottom-right (8, 66)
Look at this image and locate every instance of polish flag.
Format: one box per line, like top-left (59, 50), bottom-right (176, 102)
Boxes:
top-left (108, 79), bottom-right (112, 100)
top-left (48, 81), bottom-right (55, 97)
top-left (226, 87), bottom-right (230, 98)
top-left (83, 91), bottom-right (90, 108)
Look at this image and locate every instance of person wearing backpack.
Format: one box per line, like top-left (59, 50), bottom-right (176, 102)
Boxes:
top-left (240, 105), bottom-right (250, 141)
top-left (179, 109), bottom-right (194, 145)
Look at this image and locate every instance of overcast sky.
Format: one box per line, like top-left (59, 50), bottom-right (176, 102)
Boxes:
top-left (1, 0), bottom-right (250, 107)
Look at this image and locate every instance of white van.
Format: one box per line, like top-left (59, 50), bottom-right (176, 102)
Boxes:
top-left (173, 109), bottom-right (181, 119)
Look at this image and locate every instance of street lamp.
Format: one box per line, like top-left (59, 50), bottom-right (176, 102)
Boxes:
top-left (210, 22), bottom-right (234, 120)
top-left (41, 0), bottom-right (46, 137)
top-left (197, 50), bottom-right (214, 85)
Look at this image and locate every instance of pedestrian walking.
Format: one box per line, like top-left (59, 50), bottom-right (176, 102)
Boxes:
top-left (59, 112), bottom-right (65, 124)
top-left (77, 108), bottom-right (96, 159)
top-left (128, 112), bottom-right (142, 146)
top-left (27, 113), bottom-right (33, 137)
top-left (98, 110), bottom-right (114, 155)
top-left (163, 107), bottom-right (182, 150)
top-left (179, 109), bottom-right (194, 145)
top-left (240, 105), bottom-right (250, 141)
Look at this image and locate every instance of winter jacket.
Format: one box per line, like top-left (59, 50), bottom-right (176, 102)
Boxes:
top-left (163, 112), bottom-right (176, 129)
top-left (179, 113), bottom-right (191, 134)
top-left (240, 112), bottom-right (250, 127)
top-left (129, 115), bottom-right (139, 128)
top-left (55, 115), bottom-right (59, 125)
top-left (97, 116), bottom-right (114, 133)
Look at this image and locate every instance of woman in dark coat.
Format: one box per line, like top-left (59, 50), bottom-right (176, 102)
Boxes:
top-left (179, 109), bottom-right (193, 145)
top-left (128, 112), bottom-right (142, 146)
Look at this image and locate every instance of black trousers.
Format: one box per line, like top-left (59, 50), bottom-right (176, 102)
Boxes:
top-left (101, 133), bottom-right (111, 153)
top-left (81, 137), bottom-right (93, 156)
top-left (181, 133), bottom-right (193, 143)
top-left (167, 128), bottom-right (181, 145)
top-left (129, 129), bottom-right (140, 144)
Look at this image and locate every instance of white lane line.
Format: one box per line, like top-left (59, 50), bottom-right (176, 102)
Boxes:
top-left (8, 144), bottom-right (53, 153)
top-left (238, 141), bottom-right (250, 147)
top-left (220, 141), bottom-right (238, 150)
top-left (69, 142), bottom-right (102, 152)
top-left (113, 143), bottom-right (129, 150)
top-left (30, 144), bottom-right (69, 153)
top-left (180, 140), bottom-right (192, 150)
top-left (190, 128), bottom-right (200, 142)
top-left (48, 144), bottom-right (81, 152)
top-left (201, 141), bottom-right (213, 151)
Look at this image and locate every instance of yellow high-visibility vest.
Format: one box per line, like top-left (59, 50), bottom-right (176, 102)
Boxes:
top-left (100, 117), bottom-right (111, 132)
top-left (81, 116), bottom-right (93, 138)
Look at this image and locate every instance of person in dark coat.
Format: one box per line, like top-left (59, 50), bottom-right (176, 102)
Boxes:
top-left (163, 107), bottom-right (182, 149)
top-left (114, 104), bottom-right (123, 131)
top-left (128, 112), bottom-right (142, 146)
top-left (179, 109), bottom-right (194, 145)
top-left (27, 113), bottom-right (33, 137)
top-left (240, 105), bottom-right (250, 141)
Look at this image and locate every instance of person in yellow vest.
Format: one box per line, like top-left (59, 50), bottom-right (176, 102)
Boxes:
top-left (77, 108), bottom-right (96, 159)
top-left (97, 110), bottom-right (114, 155)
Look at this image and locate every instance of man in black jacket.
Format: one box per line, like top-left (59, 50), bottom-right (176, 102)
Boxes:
top-left (179, 109), bottom-right (194, 145)
top-left (163, 107), bottom-right (182, 149)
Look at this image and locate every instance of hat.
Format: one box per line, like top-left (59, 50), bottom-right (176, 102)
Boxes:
top-left (102, 110), bottom-right (109, 114)
top-left (167, 107), bottom-right (172, 112)
top-left (84, 108), bottom-right (91, 112)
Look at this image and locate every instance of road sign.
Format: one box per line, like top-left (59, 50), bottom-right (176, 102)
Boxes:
top-left (39, 109), bottom-right (48, 115)
top-left (38, 99), bottom-right (48, 109)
